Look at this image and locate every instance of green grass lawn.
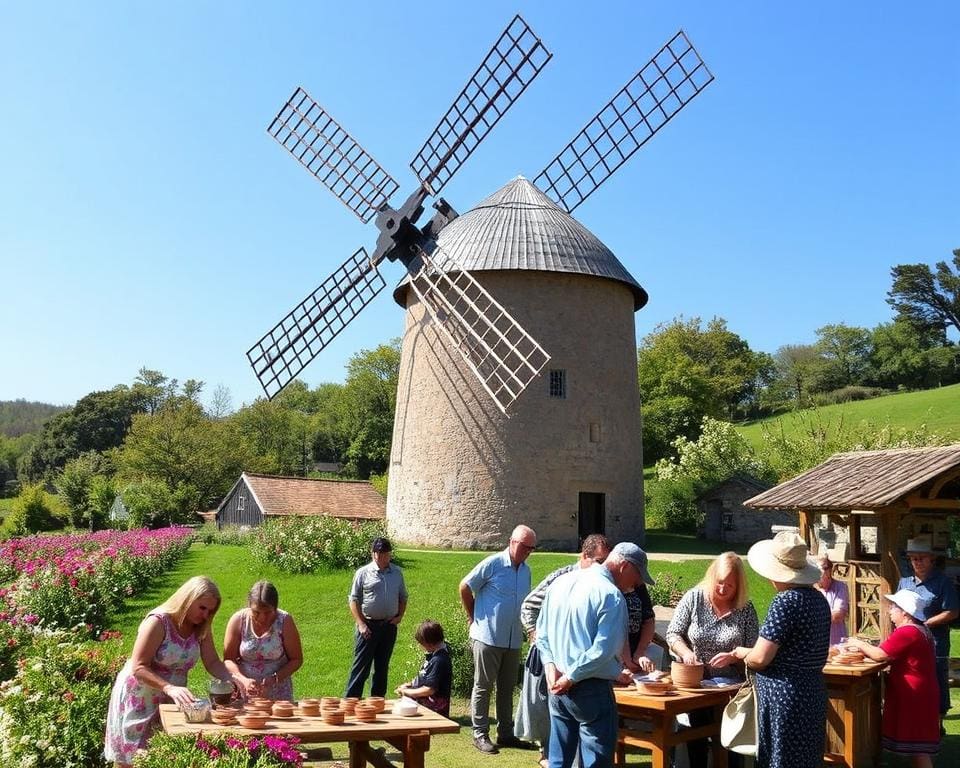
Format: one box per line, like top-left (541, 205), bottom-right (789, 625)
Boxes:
top-left (105, 542), bottom-right (959, 767)
top-left (736, 382), bottom-right (960, 452)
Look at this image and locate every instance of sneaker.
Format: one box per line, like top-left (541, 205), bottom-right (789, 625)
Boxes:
top-left (496, 735), bottom-right (535, 750)
top-left (473, 735), bottom-right (499, 754)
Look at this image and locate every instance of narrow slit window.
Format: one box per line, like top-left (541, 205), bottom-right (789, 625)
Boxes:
top-left (549, 369), bottom-right (566, 398)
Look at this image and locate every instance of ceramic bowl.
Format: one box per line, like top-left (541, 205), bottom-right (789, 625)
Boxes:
top-left (181, 699), bottom-right (211, 723)
top-left (272, 702), bottom-right (295, 717)
top-left (354, 704), bottom-right (377, 722)
top-left (364, 697), bottom-right (386, 712)
top-left (236, 714), bottom-right (269, 729)
top-left (392, 700), bottom-right (419, 716)
top-left (670, 661), bottom-right (704, 688)
top-left (322, 710), bottom-right (345, 725)
top-left (636, 680), bottom-right (672, 696)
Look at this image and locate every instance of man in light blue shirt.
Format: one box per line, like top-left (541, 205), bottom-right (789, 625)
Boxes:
top-left (537, 542), bottom-right (655, 768)
top-left (459, 524), bottom-right (537, 754)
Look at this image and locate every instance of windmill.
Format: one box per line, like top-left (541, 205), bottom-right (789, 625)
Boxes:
top-left (247, 15), bottom-right (713, 417)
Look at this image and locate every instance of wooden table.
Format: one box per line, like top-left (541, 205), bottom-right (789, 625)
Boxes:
top-left (613, 685), bottom-right (737, 768)
top-left (159, 702), bottom-right (459, 768)
top-left (822, 660), bottom-right (885, 768)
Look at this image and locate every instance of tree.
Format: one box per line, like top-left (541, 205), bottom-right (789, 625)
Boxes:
top-left (774, 344), bottom-right (827, 406)
top-left (886, 249), bottom-right (960, 336)
top-left (18, 387), bottom-right (147, 481)
top-left (815, 323), bottom-right (872, 388)
top-left (55, 452), bottom-right (102, 528)
top-left (338, 342), bottom-right (401, 477)
top-left (868, 319), bottom-right (958, 390)
top-left (637, 317), bottom-right (768, 461)
top-left (116, 399), bottom-right (248, 511)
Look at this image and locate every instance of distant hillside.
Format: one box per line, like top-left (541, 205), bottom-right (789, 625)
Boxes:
top-left (736, 383), bottom-right (960, 452)
top-left (0, 399), bottom-right (68, 437)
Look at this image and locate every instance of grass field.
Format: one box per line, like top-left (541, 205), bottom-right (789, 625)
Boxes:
top-left (736, 382), bottom-right (960, 452)
top-left (105, 541), bottom-right (959, 767)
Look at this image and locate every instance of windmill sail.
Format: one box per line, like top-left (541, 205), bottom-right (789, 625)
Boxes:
top-left (534, 30), bottom-right (713, 213)
top-left (268, 88), bottom-right (400, 224)
top-left (247, 247), bottom-right (386, 398)
top-left (410, 14), bottom-right (552, 195)
top-left (405, 243), bottom-right (550, 414)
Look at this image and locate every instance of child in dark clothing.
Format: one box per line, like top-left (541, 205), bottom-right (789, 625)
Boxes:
top-left (395, 620), bottom-right (452, 717)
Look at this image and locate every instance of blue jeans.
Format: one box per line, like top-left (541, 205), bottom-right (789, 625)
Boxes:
top-left (548, 678), bottom-right (617, 768)
top-left (344, 619), bottom-right (397, 698)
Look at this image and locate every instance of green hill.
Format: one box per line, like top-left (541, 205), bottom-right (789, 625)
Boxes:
top-left (736, 383), bottom-right (960, 452)
top-left (0, 399), bottom-right (66, 437)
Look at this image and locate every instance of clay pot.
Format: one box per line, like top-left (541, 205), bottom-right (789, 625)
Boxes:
top-left (272, 701), bottom-right (295, 718)
top-left (322, 710), bottom-right (345, 725)
top-left (236, 714), bottom-right (269, 729)
top-left (364, 696), bottom-right (386, 712)
top-left (670, 661), bottom-right (704, 688)
top-left (637, 680), bottom-right (672, 696)
top-left (354, 703), bottom-right (377, 722)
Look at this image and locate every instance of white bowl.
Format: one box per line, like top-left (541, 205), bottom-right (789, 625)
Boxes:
top-left (392, 701), bottom-right (419, 716)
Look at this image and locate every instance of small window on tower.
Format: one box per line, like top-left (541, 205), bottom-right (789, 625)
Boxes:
top-left (549, 369), bottom-right (566, 398)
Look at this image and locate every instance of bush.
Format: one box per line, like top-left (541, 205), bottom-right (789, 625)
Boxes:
top-left (812, 386), bottom-right (887, 406)
top-left (197, 523), bottom-right (257, 547)
top-left (0, 629), bottom-right (123, 767)
top-left (134, 732), bottom-right (304, 768)
top-left (0, 484), bottom-right (65, 538)
top-left (252, 517), bottom-right (388, 573)
top-left (644, 477), bottom-right (700, 533)
top-left (647, 570), bottom-right (685, 608)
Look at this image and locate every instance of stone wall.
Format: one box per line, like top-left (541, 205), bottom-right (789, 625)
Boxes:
top-left (387, 270), bottom-right (643, 550)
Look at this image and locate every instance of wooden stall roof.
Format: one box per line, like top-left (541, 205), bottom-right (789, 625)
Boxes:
top-left (744, 444), bottom-right (960, 511)
top-left (218, 472), bottom-right (385, 521)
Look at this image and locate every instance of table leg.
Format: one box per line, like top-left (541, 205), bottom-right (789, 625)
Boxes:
top-left (711, 704), bottom-right (728, 768)
top-left (843, 691), bottom-right (855, 768)
top-left (349, 740), bottom-right (371, 768)
top-left (386, 730), bottom-right (431, 768)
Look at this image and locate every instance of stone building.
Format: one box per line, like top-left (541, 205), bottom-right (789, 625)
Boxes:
top-left (387, 178), bottom-right (647, 550)
top-left (697, 475), bottom-right (796, 545)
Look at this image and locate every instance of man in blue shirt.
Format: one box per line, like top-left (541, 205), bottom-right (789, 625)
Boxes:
top-left (897, 538), bottom-right (959, 726)
top-left (537, 542), bottom-right (654, 768)
top-left (459, 524), bottom-right (537, 754)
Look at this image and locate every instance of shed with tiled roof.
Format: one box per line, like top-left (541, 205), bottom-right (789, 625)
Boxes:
top-left (216, 472), bottom-right (385, 528)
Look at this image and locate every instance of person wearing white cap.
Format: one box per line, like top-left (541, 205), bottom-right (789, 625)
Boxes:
top-left (897, 538), bottom-right (958, 725)
top-left (727, 531), bottom-right (831, 768)
top-left (846, 590), bottom-right (940, 766)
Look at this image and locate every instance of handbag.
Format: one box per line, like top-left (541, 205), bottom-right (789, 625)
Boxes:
top-left (720, 670), bottom-right (758, 756)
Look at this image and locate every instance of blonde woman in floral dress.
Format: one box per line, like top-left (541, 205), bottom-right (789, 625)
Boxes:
top-left (104, 576), bottom-right (237, 768)
top-left (223, 580), bottom-right (303, 701)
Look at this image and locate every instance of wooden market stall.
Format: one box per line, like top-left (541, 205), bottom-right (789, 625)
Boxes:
top-left (744, 444), bottom-right (960, 765)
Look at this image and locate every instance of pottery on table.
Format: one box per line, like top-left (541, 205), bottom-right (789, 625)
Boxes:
top-left (670, 661), bottom-right (704, 688)
top-left (181, 699), bottom-right (211, 723)
top-left (236, 714), bottom-right (269, 729)
top-left (636, 680), bottom-right (672, 696)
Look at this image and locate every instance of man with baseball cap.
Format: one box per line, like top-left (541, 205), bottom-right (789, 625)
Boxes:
top-left (897, 538), bottom-right (958, 728)
top-left (536, 542), bottom-right (654, 767)
top-left (345, 536), bottom-right (407, 698)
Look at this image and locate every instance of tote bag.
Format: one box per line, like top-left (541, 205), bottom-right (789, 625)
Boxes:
top-left (720, 670), bottom-right (757, 757)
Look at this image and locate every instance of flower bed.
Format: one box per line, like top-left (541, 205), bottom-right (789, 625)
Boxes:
top-left (133, 732), bottom-right (304, 768)
top-left (0, 527), bottom-right (194, 635)
top-left (253, 517), bottom-right (386, 573)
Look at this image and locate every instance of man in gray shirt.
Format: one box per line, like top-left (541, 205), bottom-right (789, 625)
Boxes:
top-left (345, 536), bottom-right (407, 698)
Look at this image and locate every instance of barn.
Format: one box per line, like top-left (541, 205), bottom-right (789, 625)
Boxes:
top-left (387, 178), bottom-right (646, 551)
top-left (216, 472), bottom-right (385, 528)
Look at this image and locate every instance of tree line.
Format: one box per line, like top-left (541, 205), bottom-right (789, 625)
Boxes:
top-left (639, 251), bottom-right (960, 462)
top-left (0, 342), bottom-right (401, 531)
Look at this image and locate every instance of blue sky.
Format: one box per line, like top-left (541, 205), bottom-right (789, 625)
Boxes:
top-left (1, 1), bottom-right (957, 409)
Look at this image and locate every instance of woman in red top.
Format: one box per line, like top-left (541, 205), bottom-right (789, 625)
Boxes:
top-left (847, 589), bottom-right (940, 767)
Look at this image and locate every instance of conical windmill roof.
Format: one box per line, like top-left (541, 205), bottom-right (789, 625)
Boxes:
top-left (392, 177), bottom-right (648, 309)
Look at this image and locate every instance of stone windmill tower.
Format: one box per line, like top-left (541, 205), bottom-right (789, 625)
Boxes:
top-left (387, 178), bottom-right (648, 549)
top-left (243, 17), bottom-right (712, 550)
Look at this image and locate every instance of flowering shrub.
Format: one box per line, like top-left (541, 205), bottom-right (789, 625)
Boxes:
top-left (253, 517), bottom-right (387, 573)
top-left (134, 732), bottom-right (304, 768)
top-left (0, 527), bottom-right (194, 634)
top-left (0, 629), bottom-right (123, 767)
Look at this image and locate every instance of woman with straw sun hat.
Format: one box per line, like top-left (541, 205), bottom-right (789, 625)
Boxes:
top-left (846, 590), bottom-right (940, 766)
top-left (725, 531), bottom-right (831, 768)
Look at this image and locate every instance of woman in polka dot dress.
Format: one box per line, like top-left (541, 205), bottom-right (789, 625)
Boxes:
top-left (723, 532), bottom-right (831, 768)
